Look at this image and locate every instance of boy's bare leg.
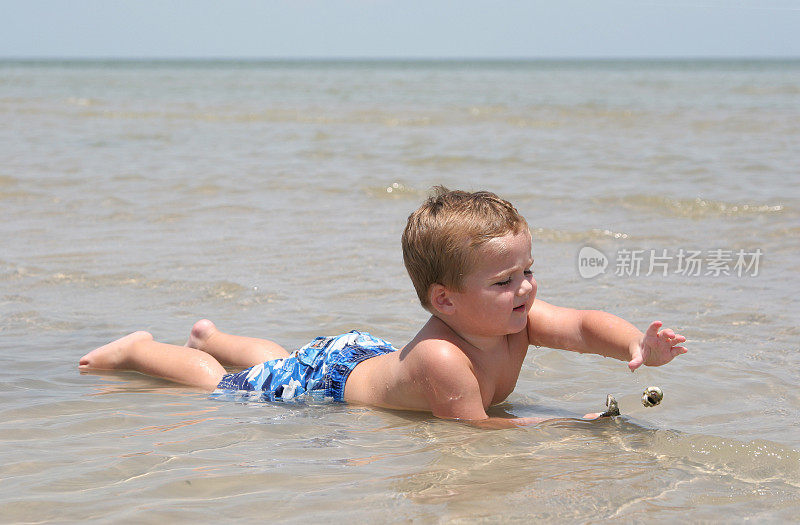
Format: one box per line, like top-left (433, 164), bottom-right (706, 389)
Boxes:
top-left (79, 331), bottom-right (226, 391)
top-left (185, 319), bottom-right (290, 367)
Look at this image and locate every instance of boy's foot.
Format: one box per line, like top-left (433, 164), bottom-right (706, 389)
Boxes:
top-left (79, 331), bottom-right (153, 370)
top-left (185, 319), bottom-right (217, 350)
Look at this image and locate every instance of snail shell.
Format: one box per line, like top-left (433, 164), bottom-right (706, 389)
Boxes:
top-left (641, 386), bottom-right (664, 407)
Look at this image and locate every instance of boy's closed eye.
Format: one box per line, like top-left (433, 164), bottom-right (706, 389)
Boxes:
top-left (494, 268), bottom-right (534, 286)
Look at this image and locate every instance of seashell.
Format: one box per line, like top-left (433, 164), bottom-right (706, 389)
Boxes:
top-left (600, 393), bottom-right (620, 417)
top-left (641, 386), bottom-right (663, 407)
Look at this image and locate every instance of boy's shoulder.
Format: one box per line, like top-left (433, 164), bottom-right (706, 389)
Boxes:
top-left (399, 316), bottom-right (530, 417)
top-left (399, 320), bottom-right (491, 418)
top-left (402, 323), bottom-right (474, 371)
top-left (405, 314), bottom-right (530, 364)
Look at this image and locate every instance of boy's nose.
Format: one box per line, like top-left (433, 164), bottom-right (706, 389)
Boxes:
top-left (518, 277), bottom-right (534, 296)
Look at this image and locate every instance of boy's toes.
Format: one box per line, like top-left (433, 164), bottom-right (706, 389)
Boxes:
top-left (186, 319), bottom-right (217, 348)
top-left (78, 331), bottom-right (151, 370)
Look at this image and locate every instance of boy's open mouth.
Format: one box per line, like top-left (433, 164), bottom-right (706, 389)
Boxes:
top-left (513, 304), bottom-right (526, 312)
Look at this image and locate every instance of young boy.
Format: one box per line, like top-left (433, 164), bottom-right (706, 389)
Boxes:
top-left (79, 187), bottom-right (687, 428)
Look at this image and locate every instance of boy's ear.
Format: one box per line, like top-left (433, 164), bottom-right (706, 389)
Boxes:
top-left (428, 283), bottom-right (455, 315)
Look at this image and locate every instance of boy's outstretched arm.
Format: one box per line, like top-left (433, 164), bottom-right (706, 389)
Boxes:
top-left (528, 299), bottom-right (687, 371)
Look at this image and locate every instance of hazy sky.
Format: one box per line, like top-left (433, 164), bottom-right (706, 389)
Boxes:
top-left (2, 0), bottom-right (799, 59)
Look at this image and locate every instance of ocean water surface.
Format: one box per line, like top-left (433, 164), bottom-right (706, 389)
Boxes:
top-left (1, 59), bottom-right (799, 522)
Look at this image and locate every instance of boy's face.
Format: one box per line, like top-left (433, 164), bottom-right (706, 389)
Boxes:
top-left (449, 231), bottom-right (536, 337)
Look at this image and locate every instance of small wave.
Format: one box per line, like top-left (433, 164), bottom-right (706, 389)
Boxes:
top-left (14, 265), bottom-right (253, 306)
top-left (203, 281), bottom-right (248, 300)
top-left (634, 429), bottom-right (800, 488)
top-left (1, 294), bottom-right (33, 305)
top-left (0, 261), bottom-right (43, 282)
top-left (544, 104), bottom-right (641, 123)
top-left (381, 115), bottom-right (434, 127)
top-left (406, 154), bottom-right (526, 167)
top-left (40, 102), bottom-right (658, 130)
top-left (112, 173), bottom-right (147, 183)
top-left (40, 270), bottom-right (152, 288)
top-left (186, 183), bottom-right (223, 196)
top-left (764, 225), bottom-right (800, 239)
top-left (37, 270), bottom-right (250, 302)
top-left (150, 212), bottom-right (187, 224)
top-left (531, 227), bottom-right (630, 242)
top-left (120, 132), bottom-right (172, 142)
top-left (188, 204), bottom-right (263, 215)
top-left (732, 85), bottom-right (800, 96)
top-left (467, 104), bottom-right (508, 116)
top-left (363, 182), bottom-right (424, 199)
top-left (60, 105), bottom-right (611, 129)
top-left (76, 107), bottom-right (437, 127)
top-left (0, 189), bottom-right (40, 201)
top-left (506, 117), bottom-right (562, 129)
top-left (66, 97), bottom-right (94, 107)
top-left (600, 195), bottom-right (785, 219)
top-left (1, 310), bottom-right (79, 332)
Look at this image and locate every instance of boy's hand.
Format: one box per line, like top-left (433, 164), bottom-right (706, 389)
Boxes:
top-left (627, 321), bottom-right (687, 372)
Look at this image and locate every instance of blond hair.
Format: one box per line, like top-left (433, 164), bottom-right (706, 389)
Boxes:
top-left (402, 186), bottom-right (529, 310)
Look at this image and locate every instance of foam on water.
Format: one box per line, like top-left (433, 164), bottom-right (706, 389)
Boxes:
top-left (600, 194), bottom-right (787, 218)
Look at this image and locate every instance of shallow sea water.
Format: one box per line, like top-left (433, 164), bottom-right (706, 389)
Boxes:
top-left (1, 59), bottom-right (799, 522)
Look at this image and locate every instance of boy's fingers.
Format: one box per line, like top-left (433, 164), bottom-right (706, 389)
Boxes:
top-left (646, 321), bottom-right (662, 336)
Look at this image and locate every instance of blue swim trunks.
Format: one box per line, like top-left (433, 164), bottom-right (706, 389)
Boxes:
top-left (212, 331), bottom-right (397, 403)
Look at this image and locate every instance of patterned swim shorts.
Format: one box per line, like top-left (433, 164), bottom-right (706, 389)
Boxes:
top-left (211, 330), bottom-right (397, 403)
